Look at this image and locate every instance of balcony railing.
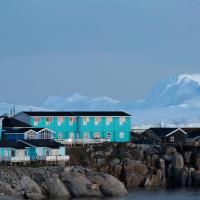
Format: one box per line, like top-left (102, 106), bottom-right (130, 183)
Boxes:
top-left (56, 138), bottom-right (110, 145)
top-left (36, 155), bottom-right (70, 161)
top-left (0, 156), bottom-right (30, 162)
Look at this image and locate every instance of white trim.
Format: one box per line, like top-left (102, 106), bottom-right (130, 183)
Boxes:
top-left (24, 130), bottom-right (38, 134)
top-left (38, 128), bottom-right (55, 134)
top-left (166, 128), bottom-right (188, 137)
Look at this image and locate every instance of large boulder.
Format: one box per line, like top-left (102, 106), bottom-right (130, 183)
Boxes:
top-left (87, 172), bottom-right (128, 197)
top-left (171, 153), bottom-right (184, 169)
top-left (126, 173), bottom-right (146, 187)
top-left (20, 176), bottom-right (45, 200)
top-left (125, 160), bottom-right (148, 175)
top-left (60, 172), bottom-right (102, 198)
top-left (0, 181), bottom-right (19, 198)
top-left (45, 177), bottom-right (71, 199)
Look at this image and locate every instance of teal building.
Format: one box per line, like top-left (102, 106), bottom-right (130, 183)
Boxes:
top-left (10, 111), bottom-right (132, 142)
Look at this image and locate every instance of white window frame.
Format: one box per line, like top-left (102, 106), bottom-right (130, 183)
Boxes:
top-left (83, 117), bottom-right (89, 126)
top-left (170, 136), bottom-right (175, 142)
top-left (120, 132), bottom-right (125, 139)
top-left (94, 132), bottom-right (100, 139)
top-left (107, 132), bottom-right (111, 139)
top-left (84, 132), bottom-right (89, 139)
top-left (69, 132), bottom-right (74, 139)
top-left (46, 117), bottom-right (52, 125)
top-left (69, 117), bottom-right (76, 126)
top-left (95, 117), bottom-right (101, 126)
top-left (106, 117), bottom-right (113, 126)
top-left (58, 116), bottom-right (64, 125)
top-left (119, 117), bottom-right (126, 125)
top-left (34, 117), bottom-right (40, 126)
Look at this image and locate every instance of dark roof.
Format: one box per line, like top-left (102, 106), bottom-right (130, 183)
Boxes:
top-left (4, 128), bottom-right (44, 134)
top-left (23, 111), bottom-right (77, 116)
top-left (72, 111), bottom-right (131, 116)
top-left (182, 128), bottom-right (200, 139)
top-left (148, 128), bottom-right (178, 137)
top-left (22, 111), bottom-right (131, 117)
top-left (2, 117), bottom-right (31, 128)
top-left (22, 139), bottom-right (64, 149)
top-left (0, 140), bottom-right (31, 149)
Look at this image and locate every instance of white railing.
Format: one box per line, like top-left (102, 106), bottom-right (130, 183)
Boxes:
top-left (0, 156), bottom-right (30, 162)
top-left (36, 155), bottom-right (70, 161)
top-left (56, 138), bottom-right (111, 145)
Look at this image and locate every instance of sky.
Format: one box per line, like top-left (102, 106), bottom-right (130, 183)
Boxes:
top-left (0, 0), bottom-right (200, 105)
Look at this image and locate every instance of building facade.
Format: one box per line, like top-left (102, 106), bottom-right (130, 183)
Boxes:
top-left (4, 111), bottom-right (132, 143)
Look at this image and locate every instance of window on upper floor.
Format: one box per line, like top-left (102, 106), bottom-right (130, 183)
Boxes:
top-left (83, 117), bottom-right (89, 126)
top-left (58, 116), bottom-right (64, 125)
top-left (120, 132), bottom-right (125, 139)
top-left (34, 117), bottom-right (40, 126)
top-left (69, 117), bottom-right (76, 126)
top-left (106, 117), bottom-right (113, 125)
top-left (119, 117), bottom-right (126, 125)
top-left (170, 136), bottom-right (174, 142)
top-left (95, 117), bottom-right (101, 126)
top-left (46, 117), bottom-right (52, 125)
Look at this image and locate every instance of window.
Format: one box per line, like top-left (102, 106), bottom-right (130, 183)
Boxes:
top-left (37, 148), bottom-right (42, 156)
top-left (94, 132), bottom-right (100, 139)
top-left (24, 149), bottom-right (29, 156)
top-left (70, 132), bottom-right (74, 139)
top-left (170, 136), bottom-right (174, 142)
top-left (95, 117), bottom-right (101, 126)
top-left (4, 149), bottom-right (8, 157)
top-left (58, 116), bottom-right (64, 125)
top-left (84, 132), bottom-right (89, 139)
top-left (70, 117), bottom-right (76, 126)
top-left (106, 117), bottom-right (113, 125)
top-left (11, 150), bottom-right (15, 157)
top-left (46, 149), bottom-right (50, 156)
top-left (120, 132), bottom-right (125, 139)
top-left (34, 117), bottom-right (40, 126)
top-left (83, 117), bottom-right (89, 126)
top-left (46, 117), bottom-right (52, 125)
top-left (119, 117), bottom-right (126, 125)
top-left (107, 132), bottom-right (111, 139)
top-left (58, 132), bottom-right (63, 139)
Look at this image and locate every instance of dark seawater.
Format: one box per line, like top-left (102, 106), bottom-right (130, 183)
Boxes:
top-left (119, 188), bottom-right (200, 200)
top-left (3, 188), bottom-right (200, 200)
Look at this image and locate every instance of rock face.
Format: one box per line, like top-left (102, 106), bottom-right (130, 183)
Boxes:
top-left (60, 172), bottom-right (102, 198)
top-left (45, 177), bottom-right (71, 199)
top-left (87, 172), bottom-right (128, 197)
top-left (20, 176), bottom-right (45, 200)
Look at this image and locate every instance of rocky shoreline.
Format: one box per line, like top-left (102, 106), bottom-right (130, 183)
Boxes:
top-left (1, 142), bottom-right (200, 199)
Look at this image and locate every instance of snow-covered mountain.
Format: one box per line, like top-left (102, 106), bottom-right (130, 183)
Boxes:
top-left (1, 73), bottom-right (200, 128)
top-left (41, 74), bottom-right (200, 127)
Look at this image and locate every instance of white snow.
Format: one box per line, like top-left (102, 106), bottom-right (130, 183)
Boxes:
top-left (1, 74), bottom-right (200, 128)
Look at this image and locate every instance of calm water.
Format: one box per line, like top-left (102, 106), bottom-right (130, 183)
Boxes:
top-left (121, 188), bottom-right (200, 200)
top-left (3, 188), bottom-right (200, 200)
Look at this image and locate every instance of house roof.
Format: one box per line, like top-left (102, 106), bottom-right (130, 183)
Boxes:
top-left (21, 139), bottom-right (65, 149)
top-left (4, 128), bottom-right (44, 134)
top-left (22, 111), bottom-right (131, 117)
top-left (72, 111), bottom-right (131, 116)
top-left (2, 117), bottom-right (31, 128)
top-left (182, 128), bottom-right (200, 139)
top-left (148, 128), bottom-right (178, 137)
top-left (23, 111), bottom-right (77, 116)
top-left (0, 140), bottom-right (31, 149)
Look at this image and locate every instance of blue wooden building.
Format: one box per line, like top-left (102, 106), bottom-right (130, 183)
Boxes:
top-left (11, 111), bottom-right (132, 143)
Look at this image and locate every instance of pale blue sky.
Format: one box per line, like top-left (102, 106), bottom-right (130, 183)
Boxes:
top-left (0, 0), bottom-right (200, 105)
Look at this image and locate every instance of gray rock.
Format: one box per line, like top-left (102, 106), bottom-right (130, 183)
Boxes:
top-left (126, 173), bottom-right (146, 187)
top-left (45, 177), bottom-right (71, 199)
top-left (126, 160), bottom-right (148, 175)
top-left (87, 172), bottom-right (128, 197)
top-left (171, 153), bottom-right (184, 169)
top-left (20, 176), bottom-right (45, 200)
top-left (60, 172), bottom-right (102, 198)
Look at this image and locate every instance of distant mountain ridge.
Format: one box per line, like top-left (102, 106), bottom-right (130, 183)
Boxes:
top-left (1, 74), bottom-right (200, 128)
